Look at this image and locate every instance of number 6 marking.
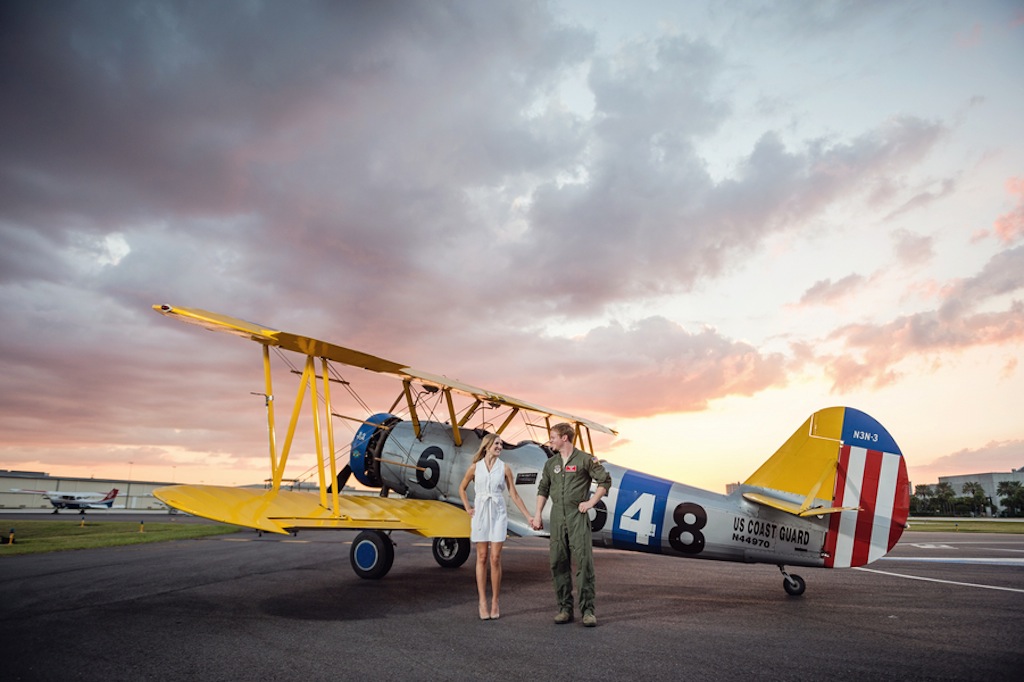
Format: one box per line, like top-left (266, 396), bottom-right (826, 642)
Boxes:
top-left (415, 446), bottom-right (444, 489)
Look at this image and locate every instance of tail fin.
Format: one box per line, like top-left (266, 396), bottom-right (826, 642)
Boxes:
top-left (103, 489), bottom-right (119, 501)
top-left (742, 407), bottom-right (909, 568)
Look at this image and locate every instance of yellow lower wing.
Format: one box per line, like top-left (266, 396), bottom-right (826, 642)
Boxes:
top-left (154, 485), bottom-right (470, 537)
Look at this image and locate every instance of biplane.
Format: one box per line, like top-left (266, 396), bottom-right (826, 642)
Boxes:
top-left (153, 305), bottom-right (909, 595)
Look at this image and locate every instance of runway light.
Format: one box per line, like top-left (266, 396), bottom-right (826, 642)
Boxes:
top-left (139, 521), bottom-right (145, 533)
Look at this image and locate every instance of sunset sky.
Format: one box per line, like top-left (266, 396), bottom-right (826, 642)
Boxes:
top-left (2, 1), bottom-right (1022, 493)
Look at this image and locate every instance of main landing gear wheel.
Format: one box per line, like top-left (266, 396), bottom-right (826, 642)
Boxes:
top-left (350, 530), bottom-right (395, 580)
top-left (779, 566), bottom-right (806, 596)
top-left (432, 537), bottom-right (471, 568)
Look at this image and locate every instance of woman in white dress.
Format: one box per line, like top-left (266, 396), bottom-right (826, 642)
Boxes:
top-left (458, 433), bottom-right (532, 620)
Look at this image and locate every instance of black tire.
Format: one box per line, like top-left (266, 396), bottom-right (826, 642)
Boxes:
top-left (350, 530), bottom-right (395, 579)
top-left (783, 573), bottom-right (806, 596)
top-left (432, 537), bottom-right (471, 568)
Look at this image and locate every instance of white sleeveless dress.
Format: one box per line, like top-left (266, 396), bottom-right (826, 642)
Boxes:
top-left (471, 459), bottom-right (508, 543)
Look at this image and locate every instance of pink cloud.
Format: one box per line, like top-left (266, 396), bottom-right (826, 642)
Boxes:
top-left (992, 177), bottom-right (1024, 244)
top-left (892, 230), bottom-right (935, 267)
top-left (817, 245), bottom-right (1024, 391)
top-left (914, 439), bottom-right (1024, 483)
top-left (799, 274), bottom-right (866, 306)
top-left (412, 317), bottom-right (790, 420)
top-left (543, 318), bottom-right (788, 416)
top-left (1002, 356), bottom-right (1018, 379)
top-left (884, 178), bottom-right (957, 220)
top-left (824, 303), bottom-right (1024, 392)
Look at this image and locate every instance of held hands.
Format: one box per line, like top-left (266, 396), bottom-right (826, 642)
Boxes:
top-left (527, 503), bottom-right (592, 529)
top-left (529, 502), bottom-right (593, 529)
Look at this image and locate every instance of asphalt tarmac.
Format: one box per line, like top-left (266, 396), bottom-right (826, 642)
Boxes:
top-left (1, 521), bottom-right (1021, 681)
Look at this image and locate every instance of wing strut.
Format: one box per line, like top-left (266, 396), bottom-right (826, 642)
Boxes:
top-left (270, 358), bottom-right (311, 492)
top-left (260, 348), bottom-right (344, 516)
top-left (308, 356), bottom-right (328, 508)
top-left (401, 380), bottom-right (421, 439)
top-left (444, 388), bottom-right (462, 447)
top-left (496, 407), bottom-right (520, 435)
top-left (261, 344), bottom-right (278, 475)
top-left (321, 357), bottom-right (341, 515)
top-left (458, 399), bottom-right (482, 427)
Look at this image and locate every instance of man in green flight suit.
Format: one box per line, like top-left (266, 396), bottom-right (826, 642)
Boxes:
top-left (531, 422), bottom-right (612, 627)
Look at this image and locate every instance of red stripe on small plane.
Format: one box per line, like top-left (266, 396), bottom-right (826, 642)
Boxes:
top-left (823, 445), bottom-right (851, 568)
top-left (888, 458), bottom-right (910, 551)
top-left (850, 449), bottom-right (883, 567)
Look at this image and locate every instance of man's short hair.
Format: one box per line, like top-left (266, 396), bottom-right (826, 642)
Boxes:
top-left (550, 422), bottom-right (575, 441)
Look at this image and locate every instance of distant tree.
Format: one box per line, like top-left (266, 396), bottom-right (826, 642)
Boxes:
top-left (935, 482), bottom-right (957, 515)
top-left (954, 497), bottom-right (976, 516)
top-left (961, 482), bottom-right (988, 516)
top-left (997, 481), bottom-right (1024, 517)
top-left (912, 484), bottom-right (935, 515)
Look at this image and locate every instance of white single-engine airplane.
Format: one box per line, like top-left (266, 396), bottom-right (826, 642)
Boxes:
top-left (152, 305), bottom-right (910, 595)
top-left (10, 488), bottom-right (120, 513)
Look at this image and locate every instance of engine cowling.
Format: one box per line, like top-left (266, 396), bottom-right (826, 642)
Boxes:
top-left (349, 412), bottom-right (400, 487)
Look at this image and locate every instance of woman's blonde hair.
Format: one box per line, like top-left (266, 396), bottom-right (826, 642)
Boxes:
top-left (472, 432), bottom-right (499, 463)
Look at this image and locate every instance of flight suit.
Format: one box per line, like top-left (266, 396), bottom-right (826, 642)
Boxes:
top-left (537, 447), bottom-right (612, 616)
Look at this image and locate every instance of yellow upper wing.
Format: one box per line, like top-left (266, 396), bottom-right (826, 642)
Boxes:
top-left (153, 304), bottom-right (616, 435)
top-left (154, 484), bottom-right (470, 536)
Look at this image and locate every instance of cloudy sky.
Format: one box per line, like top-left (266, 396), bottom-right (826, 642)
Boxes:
top-left (2, 0), bottom-right (1022, 492)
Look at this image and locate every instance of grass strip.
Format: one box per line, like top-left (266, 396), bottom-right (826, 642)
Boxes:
top-left (0, 520), bottom-right (242, 556)
top-left (906, 519), bottom-right (1024, 533)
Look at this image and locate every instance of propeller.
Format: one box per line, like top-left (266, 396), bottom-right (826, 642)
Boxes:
top-left (327, 464), bottom-right (352, 494)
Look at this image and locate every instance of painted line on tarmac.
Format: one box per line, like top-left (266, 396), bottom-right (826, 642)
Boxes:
top-left (907, 541), bottom-right (1024, 546)
top-left (881, 557), bottom-right (1024, 565)
top-left (218, 537), bottom-right (310, 543)
top-left (855, 566), bottom-right (1024, 593)
top-left (410, 542), bottom-right (549, 551)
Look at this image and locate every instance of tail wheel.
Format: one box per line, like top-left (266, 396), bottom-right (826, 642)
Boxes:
top-left (350, 530), bottom-right (395, 579)
top-left (432, 537), bottom-right (471, 568)
top-left (783, 573), bottom-right (806, 596)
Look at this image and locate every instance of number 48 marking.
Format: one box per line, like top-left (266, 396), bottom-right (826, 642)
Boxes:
top-left (619, 493), bottom-right (657, 545)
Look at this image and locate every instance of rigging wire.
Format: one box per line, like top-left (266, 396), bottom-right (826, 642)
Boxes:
top-left (267, 347), bottom-right (369, 485)
top-left (260, 346), bottom-right (555, 486)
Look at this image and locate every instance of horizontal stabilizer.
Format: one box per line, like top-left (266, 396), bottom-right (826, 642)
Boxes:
top-left (741, 492), bottom-right (857, 517)
top-left (154, 484), bottom-right (470, 537)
